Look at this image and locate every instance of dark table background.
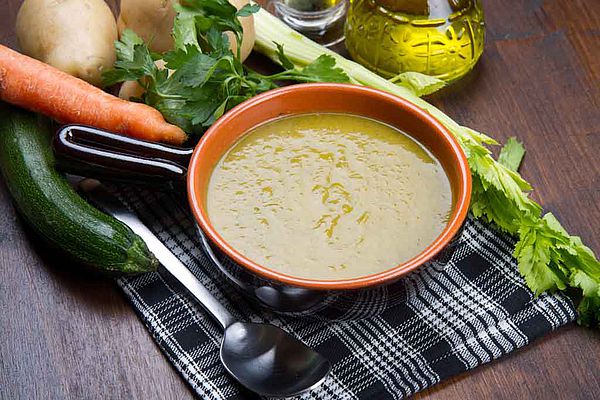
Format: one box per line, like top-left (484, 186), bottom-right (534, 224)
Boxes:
top-left (1, 0), bottom-right (599, 398)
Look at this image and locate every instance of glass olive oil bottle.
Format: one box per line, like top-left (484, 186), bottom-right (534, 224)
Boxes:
top-left (345, 0), bottom-right (485, 83)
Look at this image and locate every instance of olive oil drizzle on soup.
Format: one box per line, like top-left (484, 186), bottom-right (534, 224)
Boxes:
top-left (207, 113), bottom-right (452, 280)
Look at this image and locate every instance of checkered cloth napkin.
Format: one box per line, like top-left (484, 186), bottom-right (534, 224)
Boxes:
top-left (115, 187), bottom-right (576, 399)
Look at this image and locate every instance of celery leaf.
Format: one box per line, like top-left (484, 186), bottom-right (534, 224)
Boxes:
top-left (390, 71), bottom-right (446, 97)
top-left (515, 213), bottom-right (600, 327)
top-left (498, 137), bottom-right (526, 172)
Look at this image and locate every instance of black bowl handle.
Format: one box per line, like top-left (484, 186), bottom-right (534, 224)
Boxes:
top-left (53, 125), bottom-right (194, 188)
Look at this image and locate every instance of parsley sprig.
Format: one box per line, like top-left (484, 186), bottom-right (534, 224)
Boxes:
top-left (103, 0), bottom-right (348, 135)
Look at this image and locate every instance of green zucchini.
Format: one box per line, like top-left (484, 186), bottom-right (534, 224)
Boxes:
top-left (0, 103), bottom-right (158, 274)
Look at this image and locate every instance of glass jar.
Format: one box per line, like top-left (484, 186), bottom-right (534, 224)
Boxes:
top-left (272, 0), bottom-right (348, 46)
top-left (345, 0), bottom-right (485, 83)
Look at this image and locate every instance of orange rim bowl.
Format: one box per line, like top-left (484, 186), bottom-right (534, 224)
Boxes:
top-left (187, 83), bottom-right (471, 290)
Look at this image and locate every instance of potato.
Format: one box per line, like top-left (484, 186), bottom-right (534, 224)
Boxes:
top-left (16, 0), bottom-right (118, 86)
top-left (117, 0), bottom-right (177, 53)
top-left (117, 0), bottom-right (255, 61)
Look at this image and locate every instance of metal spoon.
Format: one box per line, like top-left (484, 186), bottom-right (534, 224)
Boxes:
top-left (80, 181), bottom-right (331, 398)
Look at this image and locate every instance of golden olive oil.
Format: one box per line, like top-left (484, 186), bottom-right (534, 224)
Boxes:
top-left (345, 0), bottom-right (485, 83)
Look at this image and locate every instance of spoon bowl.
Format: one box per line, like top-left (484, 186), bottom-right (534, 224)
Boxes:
top-left (221, 322), bottom-right (331, 397)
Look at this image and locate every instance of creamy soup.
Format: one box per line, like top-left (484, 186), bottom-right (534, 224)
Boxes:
top-left (206, 113), bottom-right (452, 280)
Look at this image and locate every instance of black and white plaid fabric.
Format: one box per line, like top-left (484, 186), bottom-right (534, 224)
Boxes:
top-left (116, 188), bottom-right (577, 399)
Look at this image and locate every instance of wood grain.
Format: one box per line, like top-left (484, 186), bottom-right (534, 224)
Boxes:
top-left (1, 0), bottom-right (599, 399)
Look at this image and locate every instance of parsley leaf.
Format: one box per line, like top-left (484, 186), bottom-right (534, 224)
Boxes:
top-left (206, 26), bottom-right (230, 57)
top-left (237, 3), bottom-right (261, 17)
top-left (265, 45), bottom-right (349, 83)
top-left (172, 14), bottom-right (199, 51)
top-left (167, 46), bottom-right (223, 88)
top-left (115, 29), bottom-right (145, 61)
top-left (102, 30), bottom-right (156, 86)
top-left (275, 42), bottom-right (295, 70)
top-left (299, 54), bottom-right (349, 83)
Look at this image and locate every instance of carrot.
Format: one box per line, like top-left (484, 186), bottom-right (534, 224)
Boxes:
top-left (0, 44), bottom-right (187, 145)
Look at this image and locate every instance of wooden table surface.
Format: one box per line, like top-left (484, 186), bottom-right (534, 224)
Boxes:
top-left (1, 0), bottom-right (599, 398)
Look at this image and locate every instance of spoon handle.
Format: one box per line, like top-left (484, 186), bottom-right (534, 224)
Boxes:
top-left (80, 180), bottom-right (236, 330)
